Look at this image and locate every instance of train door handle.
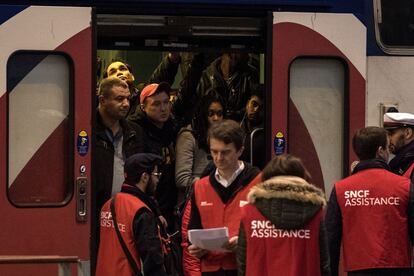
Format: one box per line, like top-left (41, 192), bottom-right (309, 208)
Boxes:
top-left (76, 177), bottom-right (88, 223)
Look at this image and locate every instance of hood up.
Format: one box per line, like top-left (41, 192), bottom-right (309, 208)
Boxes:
top-left (247, 175), bottom-right (326, 229)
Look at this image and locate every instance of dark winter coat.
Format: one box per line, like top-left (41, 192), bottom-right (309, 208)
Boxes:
top-left (134, 113), bottom-right (179, 230)
top-left (197, 57), bottom-right (259, 122)
top-left (93, 111), bottom-right (145, 213)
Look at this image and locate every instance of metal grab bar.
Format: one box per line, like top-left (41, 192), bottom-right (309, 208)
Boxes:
top-left (0, 255), bottom-right (89, 276)
top-left (250, 127), bottom-right (264, 165)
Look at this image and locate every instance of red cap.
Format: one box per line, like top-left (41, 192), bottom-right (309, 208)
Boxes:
top-left (140, 82), bottom-right (171, 103)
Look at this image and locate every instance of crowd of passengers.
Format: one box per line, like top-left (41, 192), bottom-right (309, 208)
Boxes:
top-left (94, 52), bottom-right (414, 276)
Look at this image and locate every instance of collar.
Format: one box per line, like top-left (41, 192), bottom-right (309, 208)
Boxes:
top-left (352, 159), bottom-right (390, 175)
top-left (214, 161), bottom-right (245, 188)
top-left (120, 184), bottom-right (160, 215)
top-left (389, 139), bottom-right (414, 175)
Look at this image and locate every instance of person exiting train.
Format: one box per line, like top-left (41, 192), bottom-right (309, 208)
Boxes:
top-left (326, 126), bottom-right (414, 275)
top-left (96, 153), bottom-right (169, 276)
top-left (383, 112), bottom-right (414, 178)
top-left (237, 154), bottom-right (330, 276)
top-left (183, 119), bottom-right (261, 276)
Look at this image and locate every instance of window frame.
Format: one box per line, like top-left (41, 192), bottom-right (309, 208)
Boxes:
top-left (6, 50), bottom-right (75, 208)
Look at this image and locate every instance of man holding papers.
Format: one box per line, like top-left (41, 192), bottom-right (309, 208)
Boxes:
top-left (183, 119), bottom-right (261, 276)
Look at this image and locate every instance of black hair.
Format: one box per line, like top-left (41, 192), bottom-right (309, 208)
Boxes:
top-left (262, 154), bottom-right (311, 182)
top-left (102, 60), bottom-right (133, 79)
top-left (208, 119), bottom-right (245, 151)
top-left (352, 126), bottom-right (388, 160)
top-left (193, 95), bottom-right (225, 151)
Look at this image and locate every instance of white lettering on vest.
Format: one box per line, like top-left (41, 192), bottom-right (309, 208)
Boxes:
top-left (100, 211), bottom-right (127, 232)
top-left (343, 189), bottom-right (400, 207)
top-left (250, 220), bottom-right (310, 239)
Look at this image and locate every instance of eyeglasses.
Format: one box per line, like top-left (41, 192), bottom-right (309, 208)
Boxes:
top-left (151, 172), bottom-right (162, 178)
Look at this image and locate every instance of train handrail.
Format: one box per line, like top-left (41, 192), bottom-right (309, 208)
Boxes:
top-left (0, 255), bottom-right (89, 276)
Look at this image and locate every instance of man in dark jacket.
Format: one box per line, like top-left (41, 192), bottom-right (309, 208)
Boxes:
top-left (240, 88), bottom-right (265, 169)
top-left (134, 82), bottom-right (179, 231)
top-left (326, 126), bottom-right (414, 276)
top-left (384, 112), bottom-right (414, 178)
top-left (94, 77), bottom-right (145, 215)
top-left (183, 119), bottom-right (261, 276)
top-left (197, 53), bottom-right (259, 122)
top-left (96, 153), bottom-right (169, 276)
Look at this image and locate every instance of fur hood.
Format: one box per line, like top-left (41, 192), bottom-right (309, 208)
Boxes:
top-left (247, 175), bottom-right (326, 229)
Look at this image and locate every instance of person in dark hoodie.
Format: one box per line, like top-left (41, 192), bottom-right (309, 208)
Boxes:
top-left (237, 154), bottom-right (330, 276)
top-left (133, 82), bottom-right (178, 231)
top-left (326, 126), bottom-right (414, 276)
top-left (240, 87), bottom-right (265, 169)
top-left (96, 153), bottom-right (169, 276)
top-left (183, 119), bottom-right (261, 276)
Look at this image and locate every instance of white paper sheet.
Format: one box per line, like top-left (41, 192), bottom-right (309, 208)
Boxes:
top-left (188, 227), bottom-right (229, 252)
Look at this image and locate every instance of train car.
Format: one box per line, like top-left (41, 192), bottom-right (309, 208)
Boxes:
top-left (0, 0), bottom-right (412, 275)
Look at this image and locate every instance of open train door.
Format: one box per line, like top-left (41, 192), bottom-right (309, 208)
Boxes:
top-left (270, 12), bottom-right (366, 275)
top-left (271, 12), bottom-right (366, 196)
top-left (0, 6), bottom-right (92, 275)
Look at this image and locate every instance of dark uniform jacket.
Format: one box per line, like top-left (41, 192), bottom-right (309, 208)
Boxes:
top-left (389, 139), bottom-right (414, 178)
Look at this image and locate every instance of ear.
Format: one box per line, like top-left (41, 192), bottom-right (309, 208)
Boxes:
top-left (140, 103), bottom-right (146, 112)
top-left (375, 145), bottom-right (389, 162)
top-left (140, 172), bottom-right (149, 183)
top-left (98, 95), bottom-right (105, 105)
top-left (237, 146), bottom-right (245, 157)
top-left (404, 127), bottom-right (413, 139)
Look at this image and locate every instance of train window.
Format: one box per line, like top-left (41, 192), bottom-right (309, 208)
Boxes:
top-left (374, 0), bottom-right (414, 54)
top-left (7, 52), bottom-right (72, 206)
top-left (289, 58), bottom-right (345, 196)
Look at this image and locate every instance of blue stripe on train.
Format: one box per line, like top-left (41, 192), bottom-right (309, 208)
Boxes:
top-left (0, 5), bottom-right (28, 25)
top-left (7, 52), bottom-right (49, 93)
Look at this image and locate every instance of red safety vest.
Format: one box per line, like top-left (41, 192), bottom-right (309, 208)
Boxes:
top-left (241, 204), bottom-right (322, 276)
top-left (336, 168), bottom-right (411, 271)
top-left (96, 192), bottom-right (149, 276)
top-left (403, 163), bottom-right (414, 178)
top-left (194, 173), bottom-right (261, 272)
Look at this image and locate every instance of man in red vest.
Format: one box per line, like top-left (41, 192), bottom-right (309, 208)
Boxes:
top-left (183, 119), bottom-right (261, 276)
top-left (326, 126), bottom-right (414, 275)
top-left (96, 153), bottom-right (169, 276)
top-left (384, 112), bottom-right (414, 178)
top-left (237, 154), bottom-right (330, 276)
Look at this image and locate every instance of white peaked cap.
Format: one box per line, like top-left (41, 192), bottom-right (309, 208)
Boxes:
top-left (383, 112), bottom-right (414, 129)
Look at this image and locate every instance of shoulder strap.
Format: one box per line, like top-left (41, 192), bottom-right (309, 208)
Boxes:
top-left (110, 196), bottom-right (142, 276)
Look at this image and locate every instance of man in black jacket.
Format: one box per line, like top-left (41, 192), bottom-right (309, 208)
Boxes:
top-left (135, 82), bottom-right (179, 231)
top-left (197, 53), bottom-right (259, 122)
top-left (94, 77), bottom-right (145, 216)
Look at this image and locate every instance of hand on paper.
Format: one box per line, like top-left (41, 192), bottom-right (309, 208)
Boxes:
top-left (188, 244), bottom-right (208, 259)
top-left (222, 236), bottom-right (238, 252)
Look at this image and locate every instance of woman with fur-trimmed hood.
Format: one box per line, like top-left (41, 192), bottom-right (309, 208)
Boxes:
top-left (237, 154), bottom-right (330, 276)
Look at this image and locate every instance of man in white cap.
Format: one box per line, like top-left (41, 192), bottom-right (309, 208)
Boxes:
top-left (383, 112), bottom-right (414, 178)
